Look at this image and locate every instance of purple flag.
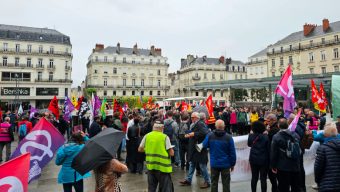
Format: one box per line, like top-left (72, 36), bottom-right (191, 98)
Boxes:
top-left (93, 95), bottom-right (101, 117)
top-left (29, 106), bottom-right (38, 119)
top-left (11, 118), bottom-right (65, 183)
top-left (64, 96), bottom-right (75, 121)
top-left (288, 110), bottom-right (301, 132)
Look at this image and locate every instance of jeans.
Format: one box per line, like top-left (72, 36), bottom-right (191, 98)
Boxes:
top-left (211, 167), bottom-right (230, 192)
top-left (277, 170), bottom-right (300, 192)
top-left (179, 141), bottom-right (189, 169)
top-left (268, 168), bottom-right (278, 192)
top-left (250, 163), bottom-right (267, 192)
top-left (147, 170), bottom-right (174, 192)
top-left (62, 179), bottom-right (83, 192)
top-left (171, 139), bottom-right (180, 165)
top-left (0, 142), bottom-right (11, 162)
top-left (186, 162), bottom-right (210, 184)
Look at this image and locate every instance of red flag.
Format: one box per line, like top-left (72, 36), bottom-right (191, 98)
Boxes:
top-left (48, 96), bottom-right (59, 120)
top-left (76, 96), bottom-right (84, 110)
top-left (181, 101), bottom-right (188, 111)
top-left (320, 82), bottom-right (328, 106)
top-left (0, 153), bottom-right (30, 192)
top-left (311, 80), bottom-right (326, 112)
top-left (205, 95), bottom-right (214, 117)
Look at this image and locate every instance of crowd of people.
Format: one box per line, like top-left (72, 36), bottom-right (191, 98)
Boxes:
top-left (1, 105), bottom-right (340, 192)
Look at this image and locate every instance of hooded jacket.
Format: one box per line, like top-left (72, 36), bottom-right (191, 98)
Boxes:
top-left (203, 130), bottom-right (236, 169)
top-left (314, 138), bottom-right (340, 192)
top-left (248, 133), bottom-right (270, 166)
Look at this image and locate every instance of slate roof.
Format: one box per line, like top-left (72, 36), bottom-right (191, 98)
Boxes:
top-left (180, 56), bottom-right (244, 69)
top-left (249, 47), bottom-right (267, 58)
top-left (273, 21), bottom-right (340, 46)
top-left (0, 24), bottom-right (71, 45)
top-left (98, 46), bottom-right (154, 56)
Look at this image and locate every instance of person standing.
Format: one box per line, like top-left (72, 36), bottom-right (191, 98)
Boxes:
top-left (248, 121), bottom-right (270, 192)
top-left (138, 121), bottom-right (174, 192)
top-left (237, 108), bottom-right (248, 135)
top-left (250, 110), bottom-right (259, 124)
top-left (270, 118), bottom-right (301, 192)
top-left (126, 115), bottom-right (143, 174)
top-left (18, 116), bottom-right (33, 141)
top-left (89, 116), bottom-right (102, 138)
top-left (163, 110), bottom-right (180, 167)
top-left (179, 112), bottom-right (211, 189)
top-left (0, 117), bottom-right (14, 162)
top-left (314, 124), bottom-right (340, 191)
top-left (229, 110), bottom-right (237, 135)
top-left (203, 120), bottom-right (236, 192)
top-left (55, 132), bottom-right (91, 192)
top-left (178, 113), bottom-right (190, 170)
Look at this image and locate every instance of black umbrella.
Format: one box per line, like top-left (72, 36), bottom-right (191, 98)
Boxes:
top-left (193, 105), bottom-right (209, 117)
top-left (71, 128), bottom-right (125, 175)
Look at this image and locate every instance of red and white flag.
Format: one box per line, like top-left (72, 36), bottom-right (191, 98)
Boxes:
top-left (0, 153), bottom-right (30, 192)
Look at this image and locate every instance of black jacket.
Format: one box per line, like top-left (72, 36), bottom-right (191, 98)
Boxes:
top-left (270, 130), bottom-right (300, 172)
top-left (248, 133), bottom-right (270, 166)
top-left (314, 138), bottom-right (340, 192)
top-left (188, 120), bottom-right (209, 164)
top-left (89, 121), bottom-right (101, 138)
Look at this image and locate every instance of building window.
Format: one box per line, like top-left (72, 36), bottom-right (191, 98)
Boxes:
top-left (235, 74), bottom-right (238, 79)
top-left (123, 79), bottom-right (126, 86)
top-left (132, 91), bottom-right (135, 96)
top-left (221, 91), bottom-right (224, 97)
top-left (334, 48), bottom-right (339, 59)
top-left (3, 43), bottom-right (8, 51)
top-left (104, 56), bottom-right (107, 62)
top-left (272, 72), bottom-right (275, 77)
top-left (123, 90), bottom-right (126, 96)
top-left (15, 57), bottom-right (20, 66)
top-left (49, 72), bottom-right (53, 81)
top-left (310, 68), bottom-right (314, 74)
top-left (157, 91), bottom-right (161, 96)
top-left (321, 50), bottom-right (326, 61)
top-left (220, 74), bottom-right (223, 80)
top-left (103, 90), bottom-right (107, 96)
top-left (243, 66), bottom-right (245, 72)
top-left (240, 74), bottom-right (243, 79)
top-left (39, 45), bottom-right (43, 53)
top-left (309, 52), bottom-right (314, 62)
top-left (212, 74), bottom-right (215, 79)
top-left (232, 66), bottom-right (235, 71)
top-left (334, 65), bottom-right (339, 72)
top-left (132, 79), bottom-right (135, 86)
top-left (15, 44), bottom-right (20, 52)
top-left (94, 69), bottom-right (98, 74)
top-left (141, 79), bottom-right (144, 87)
top-left (27, 45), bottom-right (32, 53)
top-left (2, 57), bottom-right (7, 66)
top-left (141, 91), bottom-right (144, 96)
top-left (38, 72), bottom-right (42, 80)
top-left (157, 80), bottom-right (161, 87)
top-left (65, 61), bottom-right (69, 67)
top-left (280, 47), bottom-right (283, 53)
top-left (104, 78), bottom-right (107, 86)
top-left (196, 92), bottom-right (199, 96)
top-left (149, 91), bottom-right (153, 96)
top-left (38, 59), bottom-right (43, 67)
top-left (27, 58), bottom-right (31, 67)
top-left (157, 69), bottom-right (161, 76)
top-left (113, 91), bottom-right (116, 96)
top-left (113, 57), bottom-right (116, 63)
top-left (289, 56), bottom-right (293, 64)
top-left (132, 59), bottom-right (135, 64)
top-left (272, 48), bottom-right (275, 54)
top-left (280, 57), bottom-right (283, 66)
top-left (123, 57), bottom-right (126, 63)
top-left (65, 73), bottom-right (68, 80)
top-left (150, 59), bottom-right (152, 64)
top-left (289, 45), bottom-right (292, 51)
top-left (49, 46), bottom-right (54, 54)
top-left (321, 38), bottom-right (325, 44)
top-left (204, 73), bottom-right (207, 79)
top-left (49, 59), bottom-right (54, 68)
top-left (310, 40), bottom-right (313, 46)
top-left (104, 71), bottom-right (108, 74)
top-left (321, 67), bottom-right (326, 74)
top-left (113, 68), bottom-right (117, 74)
top-left (272, 59), bottom-right (275, 67)
top-left (335, 35), bottom-right (339, 42)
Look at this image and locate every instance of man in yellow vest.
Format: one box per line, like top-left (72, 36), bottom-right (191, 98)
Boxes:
top-left (138, 120), bottom-right (174, 192)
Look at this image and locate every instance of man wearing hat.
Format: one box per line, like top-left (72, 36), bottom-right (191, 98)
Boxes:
top-left (138, 120), bottom-right (174, 192)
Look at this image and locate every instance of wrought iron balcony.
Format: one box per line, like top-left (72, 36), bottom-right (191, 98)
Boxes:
top-left (0, 48), bottom-right (72, 57)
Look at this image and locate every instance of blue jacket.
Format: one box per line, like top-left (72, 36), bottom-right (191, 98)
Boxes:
top-left (55, 136), bottom-right (91, 184)
top-left (312, 130), bottom-right (340, 144)
top-left (203, 130), bottom-right (236, 169)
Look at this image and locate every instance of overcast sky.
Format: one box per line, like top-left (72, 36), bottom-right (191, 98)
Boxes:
top-left (2, 0), bottom-right (340, 86)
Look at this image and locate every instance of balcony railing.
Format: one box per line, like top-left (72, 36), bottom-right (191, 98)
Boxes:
top-left (87, 85), bottom-right (170, 89)
top-left (36, 64), bottom-right (44, 69)
top-left (4, 63), bottom-right (34, 68)
top-left (35, 79), bottom-right (72, 83)
top-left (0, 48), bottom-right (72, 57)
top-left (47, 65), bottom-right (56, 70)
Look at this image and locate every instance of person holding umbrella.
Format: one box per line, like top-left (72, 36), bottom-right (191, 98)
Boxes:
top-left (138, 120), bottom-right (174, 192)
top-left (55, 132), bottom-right (91, 192)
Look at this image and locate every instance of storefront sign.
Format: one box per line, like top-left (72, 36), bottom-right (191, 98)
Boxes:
top-left (36, 88), bottom-right (58, 96)
top-left (1, 87), bottom-right (30, 96)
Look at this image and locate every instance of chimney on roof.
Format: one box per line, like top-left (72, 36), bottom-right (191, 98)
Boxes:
top-left (202, 55), bottom-right (207, 62)
top-left (187, 54), bottom-right (194, 64)
top-left (323, 18), bottom-right (330, 32)
top-left (219, 56), bottom-right (225, 64)
top-left (150, 45), bottom-right (155, 55)
top-left (116, 42), bottom-right (121, 54)
top-left (154, 48), bottom-right (162, 56)
top-left (303, 23), bottom-right (317, 36)
top-left (94, 44), bottom-right (104, 52)
top-left (133, 43), bottom-right (138, 54)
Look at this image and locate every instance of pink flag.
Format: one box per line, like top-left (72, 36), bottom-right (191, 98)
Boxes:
top-left (0, 153), bottom-right (30, 192)
top-left (274, 65), bottom-right (296, 117)
top-left (288, 110), bottom-right (301, 132)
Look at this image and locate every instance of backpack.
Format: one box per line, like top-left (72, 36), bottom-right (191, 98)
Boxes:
top-left (280, 131), bottom-right (301, 159)
top-left (177, 122), bottom-right (190, 141)
top-left (19, 123), bottom-right (28, 139)
top-left (163, 121), bottom-right (174, 140)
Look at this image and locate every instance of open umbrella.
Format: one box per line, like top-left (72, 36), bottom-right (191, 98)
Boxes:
top-left (192, 105), bottom-right (209, 117)
top-left (71, 128), bottom-right (125, 175)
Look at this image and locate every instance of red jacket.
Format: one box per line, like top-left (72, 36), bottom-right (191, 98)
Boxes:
top-left (18, 120), bottom-right (33, 134)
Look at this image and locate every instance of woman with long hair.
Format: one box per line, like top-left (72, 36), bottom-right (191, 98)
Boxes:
top-left (55, 132), bottom-right (91, 192)
top-left (126, 115), bottom-right (143, 174)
